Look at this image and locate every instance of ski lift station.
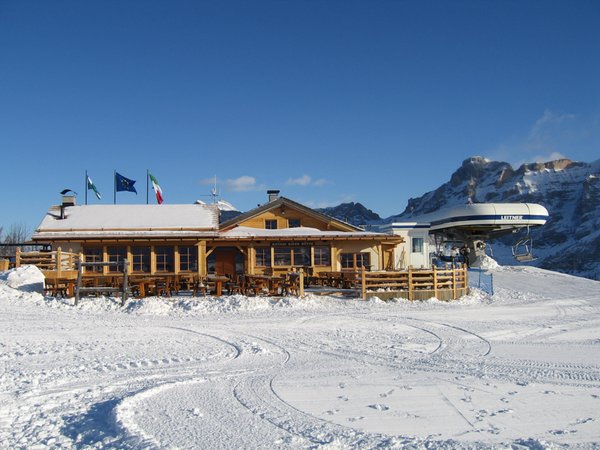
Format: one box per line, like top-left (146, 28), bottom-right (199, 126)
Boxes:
top-left (379, 203), bottom-right (549, 269)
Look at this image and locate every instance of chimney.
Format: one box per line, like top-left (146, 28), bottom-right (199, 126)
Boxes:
top-left (59, 194), bottom-right (76, 219)
top-left (267, 189), bottom-right (280, 203)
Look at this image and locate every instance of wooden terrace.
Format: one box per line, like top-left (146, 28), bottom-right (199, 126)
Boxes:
top-left (14, 249), bottom-right (469, 303)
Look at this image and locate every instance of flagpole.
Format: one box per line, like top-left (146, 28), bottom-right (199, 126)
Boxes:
top-left (146, 169), bottom-right (149, 205)
top-left (114, 170), bottom-right (116, 205)
top-left (85, 170), bottom-right (88, 205)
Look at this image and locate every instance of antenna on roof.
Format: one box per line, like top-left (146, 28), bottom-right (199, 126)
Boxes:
top-left (211, 175), bottom-right (219, 204)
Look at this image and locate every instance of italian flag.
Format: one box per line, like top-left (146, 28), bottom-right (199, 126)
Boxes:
top-left (149, 172), bottom-right (164, 204)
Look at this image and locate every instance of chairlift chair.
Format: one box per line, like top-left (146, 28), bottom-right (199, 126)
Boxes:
top-left (512, 228), bottom-right (537, 262)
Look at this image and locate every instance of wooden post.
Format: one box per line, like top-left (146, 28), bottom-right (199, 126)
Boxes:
top-left (15, 247), bottom-right (21, 268)
top-left (408, 266), bottom-right (413, 301)
top-left (150, 246), bottom-right (156, 275)
top-left (198, 241), bottom-right (207, 277)
top-left (248, 245), bottom-right (256, 275)
top-left (299, 269), bottom-right (304, 297)
top-left (174, 245), bottom-right (180, 274)
top-left (433, 265), bottom-right (438, 299)
top-left (56, 247), bottom-right (62, 278)
top-left (452, 267), bottom-right (457, 299)
top-left (103, 246), bottom-right (108, 275)
top-left (75, 260), bottom-right (82, 306)
top-left (361, 265), bottom-right (366, 300)
top-left (127, 246), bottom-right (133, 274)
top-left (121, 259), bottom-right (129, 306)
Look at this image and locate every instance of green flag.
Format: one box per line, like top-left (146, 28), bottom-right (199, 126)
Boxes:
top-left (87, 176), bottom-right (102, 200)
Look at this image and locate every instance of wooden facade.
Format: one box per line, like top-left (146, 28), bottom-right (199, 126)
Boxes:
top-left (31, 196), bottom-right (403, 282)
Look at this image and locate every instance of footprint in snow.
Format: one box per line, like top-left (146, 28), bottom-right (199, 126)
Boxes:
top-left (337, 395), bottom-right (349, 402)
top-left (190, 407), bottom-right (203, 417)
top-left (549, 429), bottom-right (576, 435)
top-left (379, 389), bottom-right (394, 398)
top-left (338, 382), bottom-right (346, 389)
top-left (348, 416), bottom-right (365, 422)
top-left (368, 404), bottom-right (389, 411)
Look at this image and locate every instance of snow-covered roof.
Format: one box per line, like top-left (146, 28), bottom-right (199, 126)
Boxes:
top-left (33, 204), bottom-right (219, 240)
top-left (220, 226), bottom-right (390, 240)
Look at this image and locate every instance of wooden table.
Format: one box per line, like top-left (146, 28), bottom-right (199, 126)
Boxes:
top-left (244, 275), bottom-right (286, 296)
top-left (206, 275), bottom-right (229, 296)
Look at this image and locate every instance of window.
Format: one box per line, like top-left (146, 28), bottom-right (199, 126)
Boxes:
top-left (292, 247), bottom-right (310, 266)
top-left (356, 253), bottom-right (371, 268)
top-left (274, 246), bottom-right (310, 266)
top-left (314, 246), bottom-right (331, 266)
top-left (412, 237), bottom-right (424, 253)
top-left (83, 247), bottom-right (103, 273)
top-left (274, 247), bottom-right (292, 266)
top-left (265, 219), bottom-right (278, 230)
top-left (255, 247), bottom-right (271, 267)
top-left (340, 252), bottom-right (371, 270)
top-left (179, 246), bottom-right (197, 272)
top-left (340, 253), bottom-right (354, 269)
top-left (107, 246), bottom-right (127, 272)
top-left (288, 218), bottom-right (301, 228)
top-left (155, 246), bottom-right (174, 272)
top-left (132, 246), bottom-right (150, 272)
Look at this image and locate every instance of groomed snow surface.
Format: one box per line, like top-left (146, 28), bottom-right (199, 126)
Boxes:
top-left (1, 265), bottom-right (600, 449)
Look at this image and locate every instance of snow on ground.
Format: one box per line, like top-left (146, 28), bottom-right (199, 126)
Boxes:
top-left (1, 265), bottom-right (600, 448)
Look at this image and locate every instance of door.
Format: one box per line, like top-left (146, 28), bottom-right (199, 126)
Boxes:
top-left (211, 248), bottom-right (244, 277)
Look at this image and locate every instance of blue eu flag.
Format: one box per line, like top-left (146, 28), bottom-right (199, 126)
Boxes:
top-left (115, 172), bottom-right (137, 193)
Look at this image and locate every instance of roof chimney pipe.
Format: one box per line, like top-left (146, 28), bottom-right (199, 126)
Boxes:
top-left (267, 189), bottom-right (280, 203)
top-left (59, 194), bottom-right (76, 219)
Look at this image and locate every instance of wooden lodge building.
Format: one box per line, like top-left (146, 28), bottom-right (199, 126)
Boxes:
top-left (31, 191), bottom-right (404, 280)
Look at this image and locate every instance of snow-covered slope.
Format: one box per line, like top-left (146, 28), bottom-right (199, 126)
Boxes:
top-left (1, 265), bottom-right (600, 448)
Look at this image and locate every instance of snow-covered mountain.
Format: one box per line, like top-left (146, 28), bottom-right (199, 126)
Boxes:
top-left (316, 202), bottom-right (381, 227)
top-left (323, 157), bottom-right (600, 281)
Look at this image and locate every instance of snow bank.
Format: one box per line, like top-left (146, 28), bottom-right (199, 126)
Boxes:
top-left (473, 254), bottom-right (500, 269)
top-left (0, 265), bottom-right (45, 294)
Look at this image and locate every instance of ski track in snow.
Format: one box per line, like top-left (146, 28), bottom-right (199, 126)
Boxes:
top-left (1, 265), bottom-right (600, 448)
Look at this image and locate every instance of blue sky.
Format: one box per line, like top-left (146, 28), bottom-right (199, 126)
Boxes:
top-left (1, 0), bottom-right (599, 233)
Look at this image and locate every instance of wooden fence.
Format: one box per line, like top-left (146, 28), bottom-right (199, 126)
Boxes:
top-left (360, 265), bottom-right (468, 301)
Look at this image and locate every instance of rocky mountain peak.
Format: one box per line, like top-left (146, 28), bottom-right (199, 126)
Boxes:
top-left (316, 202), bottom-right (381, 226)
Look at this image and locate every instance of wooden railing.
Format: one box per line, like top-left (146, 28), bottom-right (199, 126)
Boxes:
top-left (360, 265), bottom-right (468, 301)
top-left (16, 248), bottom-right (79, 275)
top-left (16, 248), bottom-right (80, 296)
